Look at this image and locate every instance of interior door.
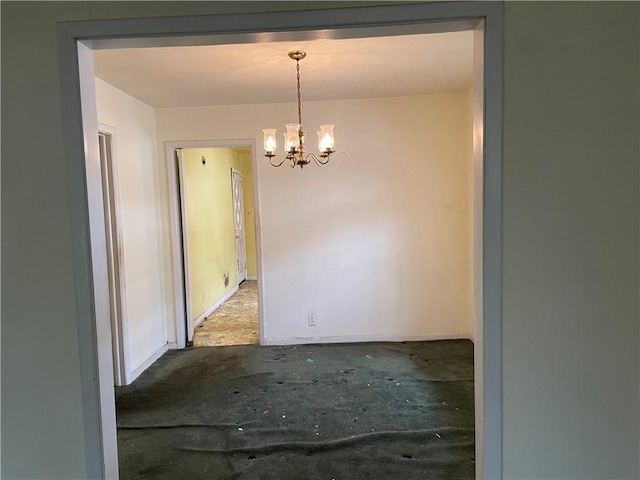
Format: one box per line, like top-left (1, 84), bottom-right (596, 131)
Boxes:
top-left (231, 168), bottom-right (247, 283)
top-left (176, 148), bottom-right (195, 345)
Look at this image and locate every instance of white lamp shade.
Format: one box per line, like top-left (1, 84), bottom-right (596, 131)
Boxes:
top-left (284, 123), bottom-right (300, 151)
top-left (262, 129), bottom-right (277, 153)
top-left (318, 124), bottom-right (335, 151)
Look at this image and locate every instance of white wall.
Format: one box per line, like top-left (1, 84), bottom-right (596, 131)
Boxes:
top-left (156, 94), bottom-right (473, 344)
top-left (502, 3), bottom-right (639, 478)
top-left (95, 78), bottom-right (169, 375)
top-left (1, 2), bottom-right (638, 479)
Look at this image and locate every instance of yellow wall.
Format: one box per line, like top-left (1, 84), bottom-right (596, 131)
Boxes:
top-left (239, 150), bottom-right (258, 277)
top-left (182, 147), bottom-right (256, 319)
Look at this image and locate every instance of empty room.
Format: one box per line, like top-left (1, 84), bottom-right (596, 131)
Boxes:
top-left (6, 2), bottom-right (640, 480)
top-left (91, 20), bottom-right (480, 480)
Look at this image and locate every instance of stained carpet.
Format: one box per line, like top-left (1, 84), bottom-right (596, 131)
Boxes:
top-left (193, 281), bottom-right (259, 347)
top-left (116, 340), bottom-right (475, 479)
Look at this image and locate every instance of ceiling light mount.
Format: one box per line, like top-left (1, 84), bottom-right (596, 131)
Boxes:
top-left (262, 51), bottom-right (335, 169)
top-left (288, 50), bottom-right (307, 61)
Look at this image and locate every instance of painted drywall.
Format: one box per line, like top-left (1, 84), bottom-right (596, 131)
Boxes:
top-left (94, 78), bottom-right (169, 374)
top-left (240, 150), bottom-right (259, 278)
top-left (1, 2), bottom-right (639, 480)
top-left (156, 93), bottom-right (474, 343)
top-left (471, 21), bottom-right (485, 475)
top-left (465, 87), bottom-right (477, 342)
top-left (502, 3), bottom-right (639, 479)
top-left (182, 147), bottom-right (256, 319)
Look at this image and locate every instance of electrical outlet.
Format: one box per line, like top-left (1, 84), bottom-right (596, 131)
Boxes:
top-left (307, 313), bottom-right (317, 327)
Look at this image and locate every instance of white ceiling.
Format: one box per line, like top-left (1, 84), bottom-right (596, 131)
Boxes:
top-left (93, 31), bottom-right (473, 109)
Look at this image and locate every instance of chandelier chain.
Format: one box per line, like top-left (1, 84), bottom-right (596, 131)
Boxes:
top-left (296, 60), bottom-right (303, 130)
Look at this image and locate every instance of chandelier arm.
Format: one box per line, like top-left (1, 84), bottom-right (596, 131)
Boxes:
top-left (317, 157), bottom-right (330, 165)
top-left (316, 155), bottom-right (331, 166)
top-left (306, 152), bottom-right (330, 166)
top-left (269, 156), bottom-right (288, 168)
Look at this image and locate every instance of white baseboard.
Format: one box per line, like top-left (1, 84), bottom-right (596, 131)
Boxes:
top-left (167, 342), bottom-right (179, 350)
top-left (129, 343), bottom-right (169, 383)
top-left (246, 276), bottom-right (257, 281)
top-left (264, 333), bottom-right (474, 346)
top-left (193, 285), bottom-right (239, 328)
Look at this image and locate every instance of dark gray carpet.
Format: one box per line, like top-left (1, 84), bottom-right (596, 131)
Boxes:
top-left (116, 340), bottom-right (475, 479)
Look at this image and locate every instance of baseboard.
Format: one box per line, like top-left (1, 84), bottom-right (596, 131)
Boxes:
top-left (264, 333), bottom-right (474, 346)
top-left (129, 343), bottom-right (169, 383)
top-left (193, 285), bottom-right (239, 328)
top-left (246, 276), bottom-right (257, 281)
top-left (167, 342), bottom-right (179, 350)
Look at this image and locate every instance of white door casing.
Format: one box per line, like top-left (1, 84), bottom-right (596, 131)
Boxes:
top-left (175, 148), bottom-right (196, 345)
top-left (231, 168), bottom-right (247, 283)
top-left (60, 4), bottom-right (503, 479)
top-left (98, 124), bottom-right (131, 386)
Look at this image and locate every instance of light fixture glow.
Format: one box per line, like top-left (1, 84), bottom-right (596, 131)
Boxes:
top-left (317, 124), bottom-right (335, 152)
top-left (262, 129), bottom-right (277, 154)
top-left (284, 123), bottom-right (300, 152)
top-left (263, 51), bottom-right (335, 168)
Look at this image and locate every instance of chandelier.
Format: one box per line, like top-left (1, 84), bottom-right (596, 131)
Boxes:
top-left (262, 51), bottom-right (335, 169)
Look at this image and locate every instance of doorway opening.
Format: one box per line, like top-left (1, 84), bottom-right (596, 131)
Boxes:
top-left (59, 4), bottom-right (503, 479)
top-left (175, 145), bottom-right (261, 347)
top-left (167, 139), bottom-right (266, 350)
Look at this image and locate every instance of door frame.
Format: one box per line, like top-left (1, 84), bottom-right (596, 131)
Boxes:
top-left (231, 167), bottom-right (248, 284)
top-left (58, 3), bottom-right (503, 479)
top-left (166, 139), bottom-right (265, 350)
top-left (97, 123), bottom-right (132, 386)
top-left (173, 147), bottom-right (194, 345)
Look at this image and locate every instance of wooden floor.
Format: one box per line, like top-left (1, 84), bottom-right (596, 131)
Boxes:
top-left (193, 280), bottom-right (259, 347)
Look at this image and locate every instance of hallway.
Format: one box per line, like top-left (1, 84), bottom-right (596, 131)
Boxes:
top-left (193, 280), bottom-right (259, 347)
